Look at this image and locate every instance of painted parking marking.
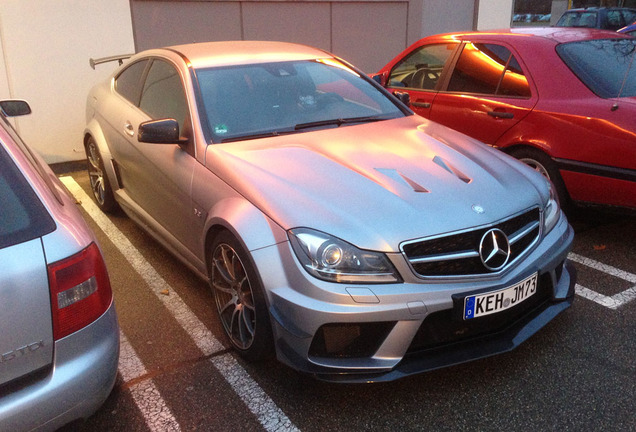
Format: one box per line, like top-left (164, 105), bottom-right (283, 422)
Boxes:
top-left (119, 332), bottom-right (181, 431)
top-left (61, 177), bottom-right (299, 432)
top-left (569, 252), bottom-right (636, 310)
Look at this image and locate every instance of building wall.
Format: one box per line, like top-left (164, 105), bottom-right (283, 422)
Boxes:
top-left (130, 1), bottom-right (416, 74)
top-left (0, 0), bottom-right (135, 164)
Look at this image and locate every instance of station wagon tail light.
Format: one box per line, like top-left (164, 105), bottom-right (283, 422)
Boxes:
top-left (48, 242), bottom-right (113, 340)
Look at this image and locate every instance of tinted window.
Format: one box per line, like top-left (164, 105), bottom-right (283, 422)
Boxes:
top-left (115, 60), bottom-right (148, 104)
top-left (606, 10), bottom-right (624, 30)
top-left (0, 134), bottom-right (55, 249)
top-left (622, 10), bottom-right (636, 24)
top-left (447, 43), bottom-right (530, 97)
top-left (557, 11), bottom-right (598, 27)
top-left (388, 43), bottom-right (457, 90)
top-left (139, 60), bottom-right (188, 131)
top-left (196, 59), bottom-right (404, 142)
top-left (557, 39), bottom-right (636, 98)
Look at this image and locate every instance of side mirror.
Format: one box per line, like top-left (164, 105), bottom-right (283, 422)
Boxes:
top-left (0, 100), bottom-right (31, 117)
top-left (138, 119), bottom-right (186, 144)
top-left (393, 91), bottom-right (411, 107)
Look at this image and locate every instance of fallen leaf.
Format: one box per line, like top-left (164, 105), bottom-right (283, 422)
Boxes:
top-left (160, 289), bottom-right (170, 296)
top-left (593, 244), bottom-right (607, 251)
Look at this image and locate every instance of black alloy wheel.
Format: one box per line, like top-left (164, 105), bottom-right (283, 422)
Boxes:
top-left (209, 231), bottom-right (273, 361)
top-left (85, 137), bottom-right (117, 212)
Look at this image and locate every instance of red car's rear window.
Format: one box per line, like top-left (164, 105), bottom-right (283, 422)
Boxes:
top-left (556, 38), bottom-right (636, 98)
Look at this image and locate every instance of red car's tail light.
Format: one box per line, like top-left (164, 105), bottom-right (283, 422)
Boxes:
top-left (48, 242), bottom-right (113, 340)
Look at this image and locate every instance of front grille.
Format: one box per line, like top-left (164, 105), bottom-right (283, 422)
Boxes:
top-left (401, 207), bottom-right (541, 278)
top-left (406, 272), bottom-right (553, 354)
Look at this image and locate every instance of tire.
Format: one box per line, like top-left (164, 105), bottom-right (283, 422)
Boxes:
top-left (509, 147), bottom-right (570, 209)
top-left (85, 137), bottom-right (117, 213)
top-left (208, 231), bottom-right (274, 361)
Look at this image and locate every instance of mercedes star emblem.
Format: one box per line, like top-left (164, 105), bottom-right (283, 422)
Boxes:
top-left (479, 228), bottom-right (511, 271)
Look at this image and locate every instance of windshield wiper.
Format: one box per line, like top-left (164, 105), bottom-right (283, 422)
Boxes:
top-left (221, 129), bottom-right (298, 143)
top-left (294, 116), bottom-right (385, 131)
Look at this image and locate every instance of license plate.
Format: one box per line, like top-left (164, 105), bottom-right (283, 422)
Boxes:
top-left (463, 273), bottom-right (538, 320)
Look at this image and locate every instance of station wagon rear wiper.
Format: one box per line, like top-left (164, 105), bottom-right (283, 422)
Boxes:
top-left (294, 116), bottom-right (385, 131)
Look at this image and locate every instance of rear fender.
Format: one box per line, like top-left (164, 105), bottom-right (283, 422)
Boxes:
top-left (83, 120), bottom-right (119, 190)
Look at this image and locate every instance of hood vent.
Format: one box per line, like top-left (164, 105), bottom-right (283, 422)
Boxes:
top-left (399, 173), bottom-right (429, 193)
top-left (375, 168), bottom-right (429, 193)
top-left (433, 156), bottom-right (471, 184)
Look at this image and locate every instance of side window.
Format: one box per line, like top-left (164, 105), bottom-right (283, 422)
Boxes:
top-left (621, 10), bottom-right (636, 27)
top-left (606, 11), bottom-right (623, 30)
top-left (115, 60), bottom-right (148, 104)
top-left (447, 43), bottom-right (530, 97)
top-left (139, 60), bottom-right (188, 133)
top-left (388, 43), bottom-right (456, 90)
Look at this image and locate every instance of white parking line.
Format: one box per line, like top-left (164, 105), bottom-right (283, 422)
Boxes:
top-left (569, 252), bottom-right (636, 310)
top-left (61, 177), bottom-right (299, 432)
top-left (119, 332), bottom-right (181, 431)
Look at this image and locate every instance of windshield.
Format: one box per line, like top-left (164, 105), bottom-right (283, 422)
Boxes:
top-left (195, 59), bottom-right (404, 142)
top-left (557, 38), bottom-right (636, 98)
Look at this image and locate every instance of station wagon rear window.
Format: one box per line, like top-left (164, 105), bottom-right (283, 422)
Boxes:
top-left (557, 39), bottom-right (636, 98)
top-left (0, 141), bottom-right (55, 249)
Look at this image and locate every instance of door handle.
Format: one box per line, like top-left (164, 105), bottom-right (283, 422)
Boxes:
top-left (487, 111), bottom-right (514, 119)
top-left (124, 122), bottom-right (135, 137)
top-left (412, 102), bottom-right (432, 109)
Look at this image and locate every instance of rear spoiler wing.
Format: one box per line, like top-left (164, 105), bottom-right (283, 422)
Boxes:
top-left (89, 54), bottom-right (134, 70)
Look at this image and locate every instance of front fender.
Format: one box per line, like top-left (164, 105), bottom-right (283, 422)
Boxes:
top-left (203, 195), bottom-right (288, 261)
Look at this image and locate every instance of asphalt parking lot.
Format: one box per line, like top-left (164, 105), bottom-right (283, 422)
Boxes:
top-left (59, 170), bottom-right (635, 432)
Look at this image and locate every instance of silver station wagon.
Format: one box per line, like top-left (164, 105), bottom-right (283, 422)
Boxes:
top-left (0, 100), bottom-right (119, 429)
top-left (84, 41), bottom-right (575, 382)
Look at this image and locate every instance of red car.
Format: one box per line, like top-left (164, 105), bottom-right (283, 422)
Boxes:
top-left (375, 28), bottom-right (636, 211)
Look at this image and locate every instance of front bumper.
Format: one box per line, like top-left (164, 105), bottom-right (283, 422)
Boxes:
top-left (252, 213), bottom-right (575, 383)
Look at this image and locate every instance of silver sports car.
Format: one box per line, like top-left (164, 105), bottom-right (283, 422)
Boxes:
top-left (84, 41), bottom-right (575, 382)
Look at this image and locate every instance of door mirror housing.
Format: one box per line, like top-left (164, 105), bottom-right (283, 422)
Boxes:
top-left (138, 119), bottom-right (187, 144)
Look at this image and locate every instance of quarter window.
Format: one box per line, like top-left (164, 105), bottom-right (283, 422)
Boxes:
top-left (447, 43), bottom-right (531, 97)
top-left (114, 60), bottom-right (148, 104)
top-left (387, 43), bottom-right (456, 90)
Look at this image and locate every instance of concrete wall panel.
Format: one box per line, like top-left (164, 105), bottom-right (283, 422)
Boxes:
top-left (0, 0), bottom-right (134, 163)
top-left (243, 2), bottom-right (332, 51)
top-left (331, 2), bottom-right (408, 72)
top-left (132, 1), bottom-right (242, 51)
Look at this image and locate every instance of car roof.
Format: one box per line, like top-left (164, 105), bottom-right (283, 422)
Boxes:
top-left (427, 27), bottom-right (630, 45)
top-left (158, 40), bottom-right (334, 69)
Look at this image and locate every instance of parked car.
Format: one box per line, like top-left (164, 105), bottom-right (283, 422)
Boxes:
top-left (0, 100), bottom-right (119, 430)
top-left (374, 27), bottom-right (636, 211)
top-left (85, 41), bottom-right (575, 382)
top-left (555, 7), bottom-right (636, 30)
top-left (618, 20), bottom-right (636, 35)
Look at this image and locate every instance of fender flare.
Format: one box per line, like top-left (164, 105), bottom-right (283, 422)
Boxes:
top-left (202, 196), bottom-right (288, 275)
top-left (83, 120), bottom-right (119, 190)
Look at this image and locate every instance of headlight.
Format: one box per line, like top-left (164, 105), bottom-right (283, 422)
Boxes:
top-left (543, 180), bottom-right (561, 234)
top-left (288, 228), bottom-right (402, 284)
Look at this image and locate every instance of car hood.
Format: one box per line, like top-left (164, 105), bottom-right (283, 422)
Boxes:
top-left (206, 116), bottom-right (547, 252)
